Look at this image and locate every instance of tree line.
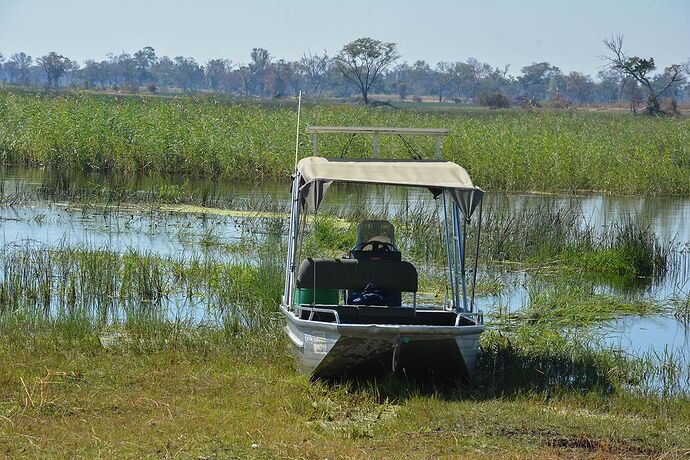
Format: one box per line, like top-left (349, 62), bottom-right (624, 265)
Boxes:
top-left (1, 37), bottom-right (688, 110)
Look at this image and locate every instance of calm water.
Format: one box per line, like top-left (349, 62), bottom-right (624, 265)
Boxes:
top-left (2, 166), bottom-right (689, 362)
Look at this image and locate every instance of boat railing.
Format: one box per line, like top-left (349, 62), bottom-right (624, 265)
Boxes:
top-left (298, 305), bottom-right (482, 327)
top-left (299, 305), bottom-right (341, 324)
top-left (455, 311), bottom-right (483, 326)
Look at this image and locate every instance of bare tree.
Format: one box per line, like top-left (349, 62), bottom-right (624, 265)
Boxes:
top-left (237, 65), bottom-right (252, 96)
top-left (603, 35), bottom-right (685, 114)
top-left (299, 49), bottom-right (331, 96)
top-left (335, 37), bottom-right (399, 104)
top-left (10, 52), bottom-right (33, 85)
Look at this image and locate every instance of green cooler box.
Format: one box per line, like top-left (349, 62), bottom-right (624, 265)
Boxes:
top-left (295, 288), bottom-right (339, 305)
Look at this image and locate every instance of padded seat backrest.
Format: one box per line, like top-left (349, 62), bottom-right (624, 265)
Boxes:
top-left (295, 258), bottom-right (418, 292)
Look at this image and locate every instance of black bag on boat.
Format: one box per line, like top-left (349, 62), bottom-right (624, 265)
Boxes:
top-left (348, 283), bottom-right (397, 306)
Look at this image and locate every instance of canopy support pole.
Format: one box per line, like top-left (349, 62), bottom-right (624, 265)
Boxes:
top-left (469, 200), bottom-right (483, 313)
top-left (442, 191), bottom-right (455, 311)
top-left (284, 173), bottom-right (301, 309)
top-left (451, 203), bottom-right (461, 312)
top-left (454, 203), bottom-right (468, 313)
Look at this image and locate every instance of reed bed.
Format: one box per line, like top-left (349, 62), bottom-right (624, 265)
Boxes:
top-left (476, 326), bottom-right (690, 402)
top-left (0, 241), bottom-right (284, 331)
top-left (324, 197), bottom-right (678, 281)
top-left (1, 89), bottom-right (689, 194)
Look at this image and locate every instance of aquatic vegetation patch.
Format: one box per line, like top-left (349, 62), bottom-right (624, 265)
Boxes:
top-left (480, 202), bottom-right (675, 281)
top-left (0, 242), bottom-right (284, 330)
top-left (476, 325), bottom-right (690, 401)
top-left (488, 278), bottom-right (662, 327)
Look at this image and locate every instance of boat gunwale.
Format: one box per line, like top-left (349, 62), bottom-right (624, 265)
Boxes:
top-left (280, 304), bottom-right (486, 336)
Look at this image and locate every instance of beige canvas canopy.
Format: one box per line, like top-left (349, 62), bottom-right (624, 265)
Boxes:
top-left (296, 157), bottom-right (484, 219)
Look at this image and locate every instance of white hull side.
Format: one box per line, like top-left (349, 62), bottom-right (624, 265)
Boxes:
top-left (281, 305), bottom-right (485, 378)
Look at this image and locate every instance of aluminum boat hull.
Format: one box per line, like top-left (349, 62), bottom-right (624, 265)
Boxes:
top-left (280, 304), bottom-right (485, 379)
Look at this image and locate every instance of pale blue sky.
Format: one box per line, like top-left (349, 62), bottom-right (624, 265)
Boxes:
top-left (1, 0), bottom-right (688, 76)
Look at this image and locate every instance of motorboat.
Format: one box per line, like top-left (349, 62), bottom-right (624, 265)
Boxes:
top-left (280, 126), bottom-right (485, 379)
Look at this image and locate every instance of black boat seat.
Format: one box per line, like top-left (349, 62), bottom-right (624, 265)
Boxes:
top-left (295, 258), bottom-right (418, 293)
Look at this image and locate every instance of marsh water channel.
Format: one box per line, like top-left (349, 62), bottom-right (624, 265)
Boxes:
top-left (1, 166), bottom-right (689, 371)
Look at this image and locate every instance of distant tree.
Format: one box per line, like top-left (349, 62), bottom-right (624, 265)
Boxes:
top-left (454, 61), bottom-right (481, 101)
top-left (151, 56), bottom-right (176, 89)
top-left (603, 35), bottom-right (685, 114)
top-left (81, 59), bottom-right (110, 89)
top-left (475, 64), bottom-right (512, 99)
top-left (547, 72), bottom-right (566, 100)
top-left (518, 62), bottom-right (561, 101)
top-left (407, 60), bottom-right (432, 98)
top-left (205, 58), bottom-right (231, 92)
top-left (271, 59), bottom-right (301, 97)
top-left (299, 49), bottom-right (331, 96)
top-left (595, 69), bottom-right (623, 103)
top-left (4, 58), bottom-right (19, 84)
top-left (108, 52), bottom-right (138, 88)
top-left (173, 56), bottom-right (204, 91)
top-left (652, 68), bottom-right (685, 102)
top-left (434, 62), bottom-right (456, 102)
top-left (335, 37), bottom-right (399, 104)
top-left (680, 59), bottom-right (690, 101)
top-left (248, 48), bottom-right (271, 96)
top-left (133, 46), bottom-right (157, 85)
top-left (37, 52), bottom-right (72, 87)
top-left (390, 62), bottom-right (410, 100)
top-left (563, 72), bottom-right (594, 103)
top-left (236, 65), bottom-right (252, 95)
top-left (9, 52), bottom-right (33, 85)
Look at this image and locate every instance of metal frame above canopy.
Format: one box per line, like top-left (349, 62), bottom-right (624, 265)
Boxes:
top-left (306, 126), bottom-right (449, 159)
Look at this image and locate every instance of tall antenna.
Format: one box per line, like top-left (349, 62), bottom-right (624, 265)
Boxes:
top-left (294, 91), bottom-right (302, 170)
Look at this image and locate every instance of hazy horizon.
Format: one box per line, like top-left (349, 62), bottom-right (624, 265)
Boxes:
top-left (1, 0), bottom-right (688, 76)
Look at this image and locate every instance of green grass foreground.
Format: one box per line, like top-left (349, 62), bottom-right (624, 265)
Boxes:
top-left (1, 323), bottom-right (689, 458)
top-left (1, 90), bottom-right (689, 194)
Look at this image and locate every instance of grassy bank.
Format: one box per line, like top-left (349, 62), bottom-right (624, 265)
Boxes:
top-left (1, 90), bottom-right (689, 194)
top-left (0, 321), bottom-right (688, 458)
